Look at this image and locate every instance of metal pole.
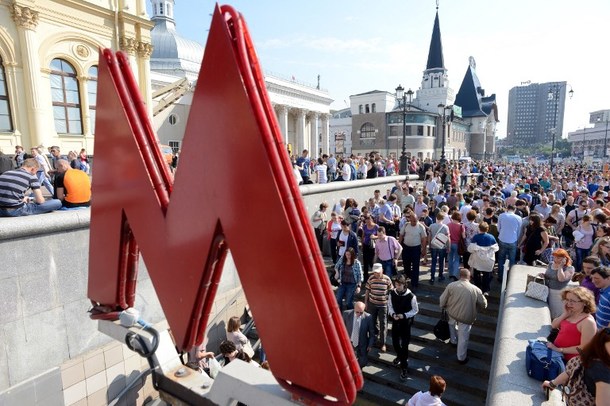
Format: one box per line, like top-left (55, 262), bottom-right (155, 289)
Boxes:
top-left (399, 96), bottom-right (408, 175)
top-left (550, 87), bottom-right (558, 172)
top-left (583, 127), bottom-right (587, 160)
top-left (441, 115), bottom-right (446, 163)
top-left (603, 117), bottom-right (608, 158)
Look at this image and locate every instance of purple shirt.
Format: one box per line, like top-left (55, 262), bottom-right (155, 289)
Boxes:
top-left (581, 276), bottom-right (600, 305)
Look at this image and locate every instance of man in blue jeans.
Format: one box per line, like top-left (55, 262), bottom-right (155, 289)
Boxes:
top-left (497, 205), bottom-right (522, 282)
top-left (0, 158), bottom-right (62, 217)
top-left (374, 226), bottom-right (402, 277)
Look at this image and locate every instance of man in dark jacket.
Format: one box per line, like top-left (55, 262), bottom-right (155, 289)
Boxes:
top-left (388, 275), bottom-right (419, 380)
top-left (342, 301), bottom-right (375, 369)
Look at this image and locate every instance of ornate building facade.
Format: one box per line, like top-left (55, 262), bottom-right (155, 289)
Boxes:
top-left (0, 0), bottom-right (153, 154)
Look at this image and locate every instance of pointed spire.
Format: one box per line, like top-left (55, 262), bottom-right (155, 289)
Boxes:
top-left (426, 8), bottom-right (445, 70)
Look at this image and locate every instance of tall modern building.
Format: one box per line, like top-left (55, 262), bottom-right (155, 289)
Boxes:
top-left (507, 81), bottom-right (568, 146)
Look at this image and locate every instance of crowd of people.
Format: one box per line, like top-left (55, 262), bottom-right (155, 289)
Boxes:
top-left (309, 153), bottom-right (610, 401)
top-left (0, 145), bottom-right (91, 217)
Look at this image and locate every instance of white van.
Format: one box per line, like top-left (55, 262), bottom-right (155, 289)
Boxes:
top-left (458, 156), bottom-right (472, 163)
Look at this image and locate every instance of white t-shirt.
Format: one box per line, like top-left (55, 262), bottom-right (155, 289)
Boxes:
top-left (315, 164), bottom-right (328, 184)
top-left (341, 163), bottom-right (351, 181)
top-left (338, 231), bottom-right (349, 257)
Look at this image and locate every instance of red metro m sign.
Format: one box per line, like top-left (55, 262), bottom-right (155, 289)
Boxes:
top-left (87, 4), bottom-right (361, 405)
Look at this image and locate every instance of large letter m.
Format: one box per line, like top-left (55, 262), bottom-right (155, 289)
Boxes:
top-left (87, 4), bottom-right (360, 404)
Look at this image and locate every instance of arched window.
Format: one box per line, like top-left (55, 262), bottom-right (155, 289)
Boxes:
top-left (50, 59), bottom-right (82, 134)
top-left (87, 66), bottom-right (97, 134)
top-left (359, 122), bottom-right (376, 139)
top-left (0, 56), bottom-right (13, 131)
top-left (371, 103), bottom-right (376, 113)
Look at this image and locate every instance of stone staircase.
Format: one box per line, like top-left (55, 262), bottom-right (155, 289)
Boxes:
top-left (356, 273), bottom-right (501, 406)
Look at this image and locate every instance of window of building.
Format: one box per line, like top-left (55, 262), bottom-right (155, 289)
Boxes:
top-left (359, 122), bottom-right (376, 139)
top-left (359, 105), bottom-right (363, 114)
top-left (87, 66), bottom-right (97, 134)
top-left (168, 140), bottom-right (180, 154)
top-left (365, 104), bottom-right (370, 113)
top-left (159, 2), bottom-right (164, 14)
top-left (417, 126), bottom-right (424, 136)
top-left (50, 59), bottom-right (82, 134)
top-left (0, 56), bottom-right (13, 131)
top-left (371, 103), bottom-right (376, 113)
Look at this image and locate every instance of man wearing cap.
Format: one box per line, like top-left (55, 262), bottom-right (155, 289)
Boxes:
top-left (365, 263), bottom-right (393, 352)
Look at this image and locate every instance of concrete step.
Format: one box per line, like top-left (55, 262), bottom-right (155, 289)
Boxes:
top-left (370, 352), bottom-right (488, 399)
top-left (361, 361), bottom-right (484, 406)
top-left (416, 301), bottom-right (499, 331)
top-left (411, 313), bottom-right (496, 346)
top-left (415, 288), bottom-right (501, 314)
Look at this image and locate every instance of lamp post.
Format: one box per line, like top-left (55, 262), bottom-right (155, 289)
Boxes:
top-left (548, 83), bottom-right (574, 171)
top-left (437, 103), bottom-right (453, 167)
top-left (604, 118), bottom-right (609, 159)
top-left (396, 85), bottom-right (413, 175)
top-left (582, 126), bottom-right (587, 160)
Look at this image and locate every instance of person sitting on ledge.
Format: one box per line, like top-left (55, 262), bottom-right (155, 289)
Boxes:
top-left (0, 158), bottom-right (61, 217)
top-left (53, 159), bottom-right (91, 208)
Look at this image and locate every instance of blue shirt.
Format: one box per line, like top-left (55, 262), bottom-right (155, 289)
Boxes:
top-left (596, 288), bottom-right (610, 330)
top-left (296, 156), bottom-right (310, 177)
top-left (497, 211), bottom-right (522, 244)
top-left (471, 232), bottom-right (497, 247)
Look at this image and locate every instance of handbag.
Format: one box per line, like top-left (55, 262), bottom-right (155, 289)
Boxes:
top-left (547, 327), bottom-right (560, 343)
top-left (242, 341), bottom-right (255, 359)
top-left (525, 281), bottom-right (549, 302)
top-left (458, 232), bottom-right (467, 256)
top-left (563, 356), bottom-right (595, 406)
top-left (525, 339), bottom-right (565, 381)
top-left (525, 274), bottom-right (546, 291)
top-left (431, 227), bottom-right (449, 249)
top-left (433, 309), bottom-right (451, 341)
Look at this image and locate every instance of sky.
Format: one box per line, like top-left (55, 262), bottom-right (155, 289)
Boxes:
top-left (159, 0), bottom-right (610, 140)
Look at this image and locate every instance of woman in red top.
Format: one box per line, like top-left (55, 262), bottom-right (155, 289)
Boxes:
top-left (546, 286), bottom-right (597, 361)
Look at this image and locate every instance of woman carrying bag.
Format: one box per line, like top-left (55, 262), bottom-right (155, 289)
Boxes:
top-left (468, 222), bottom-right (499, 296)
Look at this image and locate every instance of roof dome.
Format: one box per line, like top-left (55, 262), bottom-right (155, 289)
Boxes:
top-left (149, 0), bottom-right (204, 80)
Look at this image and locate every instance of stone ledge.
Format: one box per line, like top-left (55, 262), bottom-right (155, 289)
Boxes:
top-left (0, 208), bottom-right (91, 241)
top-left (487, 264), bottom-right (562, 405)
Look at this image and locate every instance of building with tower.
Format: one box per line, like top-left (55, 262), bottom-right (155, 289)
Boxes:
top-left (348, 4), bottom-right (498, 161)
top-left (507, 81), bottom-right (569, 146)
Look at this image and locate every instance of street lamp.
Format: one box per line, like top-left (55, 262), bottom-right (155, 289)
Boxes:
top-left (396, 84), bottom-right (413, 175)
top-left (437, 103), bottom-right (453, 167)
top-left (548, 83), bottom-right (574, 171)
top-left (582, 126), bottom-right (587, 160)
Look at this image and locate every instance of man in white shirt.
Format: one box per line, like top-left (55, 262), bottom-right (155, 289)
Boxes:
top-left (339, 159), bottom-right (351, 181)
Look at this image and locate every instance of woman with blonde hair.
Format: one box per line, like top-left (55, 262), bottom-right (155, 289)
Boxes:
top-left (546, 287), bottom-right (597, 362)
top-left (539, 249), bottom-right (575, 318)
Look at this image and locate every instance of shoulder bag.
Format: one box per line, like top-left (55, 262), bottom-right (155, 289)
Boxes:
top-left (457, 225), bottom-right (467, 255)
top-left (431, 225), bottom-right (449, 249)
top-left (525, 280), bottom-right (549, 302)
top-left (525, 339), bottom-right (565, 381)
top-left (433, 309), bottom-right (450, 341)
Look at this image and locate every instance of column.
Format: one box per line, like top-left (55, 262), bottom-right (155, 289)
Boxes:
top-left (309, 112), bottom-right (319, 158)
top-left (296, 109), bottom-right (307, 154)
top-left (136, 41), bottom-right (154, 119)
top-left (276, 105), bottom-right (288, 145)
top-left (321, 114), bottom-right (330, 156)
top-left (11, 4), bottom-right (45, 147)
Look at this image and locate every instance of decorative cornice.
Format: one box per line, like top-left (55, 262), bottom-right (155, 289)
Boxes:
top-left (119, 36), bottom-right (137, 55)
top-left (11, 4), bottom-right (39, 30)
top-left (136, 41), bottom-right (154, 59)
